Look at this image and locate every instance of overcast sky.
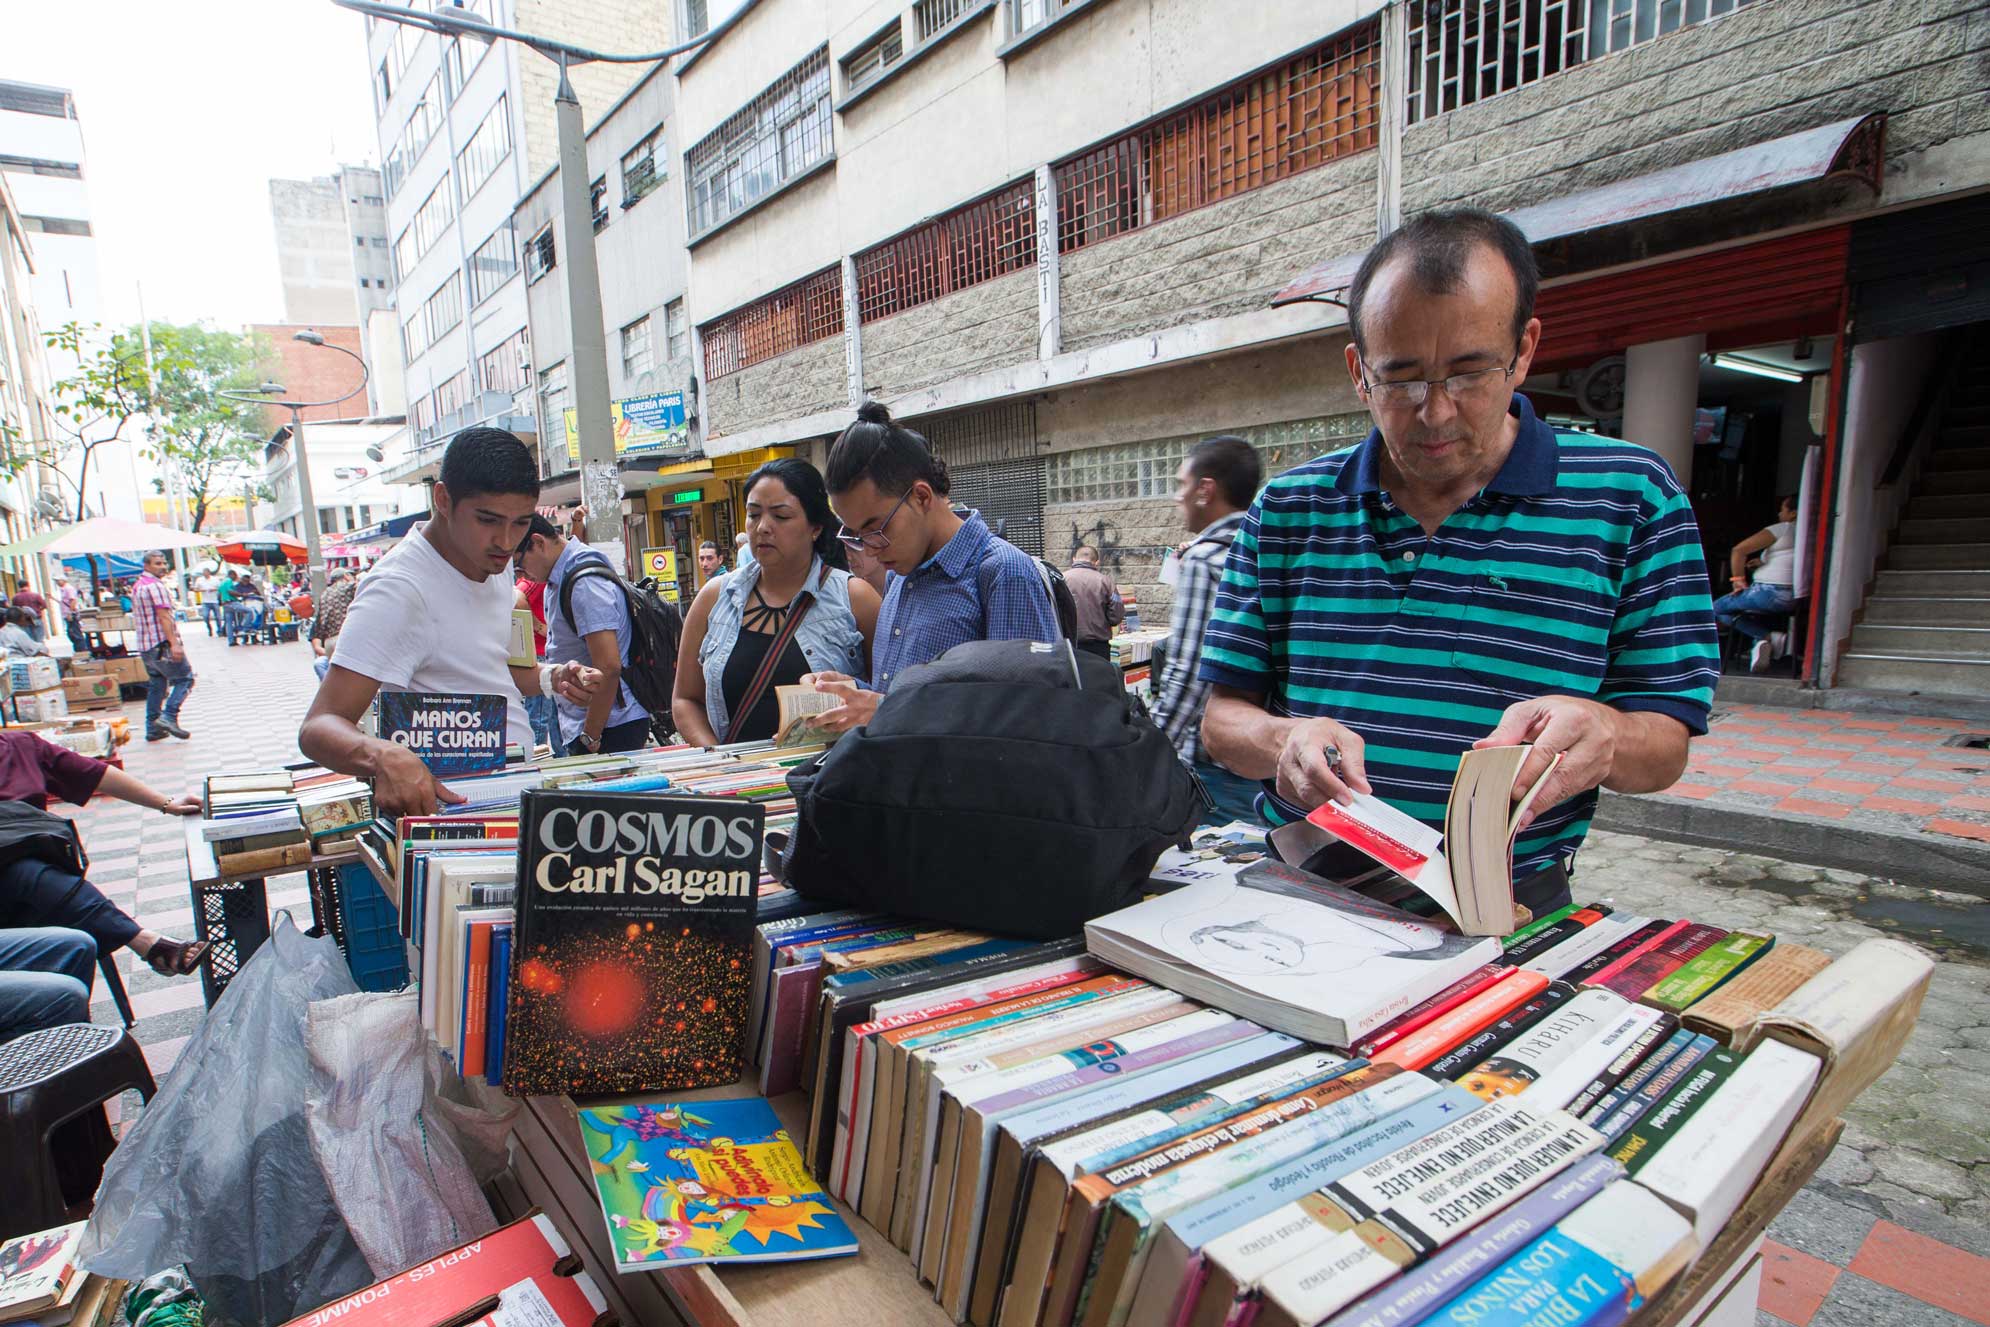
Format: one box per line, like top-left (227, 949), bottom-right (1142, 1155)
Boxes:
top-left (6, 0), bottom-right (381, 331)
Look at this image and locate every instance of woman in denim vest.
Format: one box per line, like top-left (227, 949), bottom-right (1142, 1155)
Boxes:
top-left (673, 459), bottom-right (880, 745)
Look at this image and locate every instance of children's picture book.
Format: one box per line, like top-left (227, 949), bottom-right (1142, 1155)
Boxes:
top-left (0, 1221), bottom-right (86, 1321)
top-left (377, 692), bottom-right (509, 774)
top-left (505, 790), bottom-right (765, 1096)
top-left (577, 1096), bottom-right (860, 1270)
top-left (1269, 744), bottom-right (1561, 936)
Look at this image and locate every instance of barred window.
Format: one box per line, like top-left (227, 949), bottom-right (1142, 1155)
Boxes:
top-left (914, 0), bottom-right (974, 40)
top-left (1053, 24), bottom-right (1378, 254)
top-left (854, 178), bottom-right (1035, 323)
top-left (469, 223), bottom-right (516, 306)
top-left (525, 222), bottom-right (556, 282)
top-left (621, 316), bottom-right (654, 381)
top-left (590, 176), bottom-right (609, 232)
top-left (538, 361), bottom-right (569, 451)
top-left (1043, 414), bottom-right (1370, 504)
top-left (686, 47), bottom-right (833, 238)
top-left (665, 299), bottom-right (688, 360)
top-left (843, 22), bottom-right (904, 93)
top-left (455, 95), bottom-right (512, 206)
top-left (700, 264), bottom-right (844, 378)
top-left (621, 126), bottom-right (664, 206)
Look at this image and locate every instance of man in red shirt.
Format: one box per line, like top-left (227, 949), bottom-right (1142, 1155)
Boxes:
top-left (133, 551), bottom-right (194, 741)
top-left (1, 730), bottom-right (209, 1039)
top-left (515, 572), bottom-right (552, 751)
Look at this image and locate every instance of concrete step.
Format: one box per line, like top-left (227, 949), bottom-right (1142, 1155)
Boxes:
top-left (1836, 650), bottom-right (1990, 698)
top-left (1889, 542), bottom-right (1990, 571)
top-left (1929, 445), bottom-right (1990, 470)
top-left (1905, 493), bottom-right (1990, 519)
top-left (1919, 468), bottom-right (1990, 495)
top-left (1898, 516), bottom-right (1990, 544)
top-left (1949, 406), bottom-right (1990, 428)
top-left (1858, 596), bottom-right (1990, 626)
top-left (1848, 623), bottom-right (1990, 657)
top-left (1874, 568), bottom-right (1990, 596)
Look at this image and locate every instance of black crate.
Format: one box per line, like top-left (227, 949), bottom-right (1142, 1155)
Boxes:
top-left (190, 882), bottom-right (271, 1007)
top-left (307, 865), bottom-right (347, 947)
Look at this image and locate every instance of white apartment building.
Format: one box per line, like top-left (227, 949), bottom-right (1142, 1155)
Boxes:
top-left (363, 0), bottom-right (669, 488)
top-left (270, 175), bottom-right (367, 326)
top-left (0, 77), bottom-right (145, 525)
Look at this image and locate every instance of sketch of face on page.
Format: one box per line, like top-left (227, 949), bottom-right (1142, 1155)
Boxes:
top-left (1162, 889), bottom-right (1445, 978)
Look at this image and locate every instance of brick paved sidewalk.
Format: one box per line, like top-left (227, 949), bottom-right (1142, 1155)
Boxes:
top-left (1667, 704), bottom-right (1990, 845)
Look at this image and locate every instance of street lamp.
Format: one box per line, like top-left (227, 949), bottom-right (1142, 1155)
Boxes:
top-left (219, 330), bottom-right (371, 603)
top-left (328, 0), bottom-right (739, 548)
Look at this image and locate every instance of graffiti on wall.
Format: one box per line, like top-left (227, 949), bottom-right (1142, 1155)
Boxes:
top-left (1064, 518), bottom-right (1176, 572)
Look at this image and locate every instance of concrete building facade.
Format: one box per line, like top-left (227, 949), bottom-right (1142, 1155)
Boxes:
top-left (362, 0), bottom-right (671, 492)
top-left (665, 0), bottom-right (1990, 699)
top-left (0, 173), bottom-right (60, 593)
top-left (269, 175), bottom-right (366, 327)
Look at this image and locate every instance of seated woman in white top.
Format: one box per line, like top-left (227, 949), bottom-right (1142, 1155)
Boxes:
top-left (1714, 494), bottom-right (1798, 672)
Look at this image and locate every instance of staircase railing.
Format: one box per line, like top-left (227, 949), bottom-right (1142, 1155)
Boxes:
top-left (1878, 332), bottom-right (1967, 489)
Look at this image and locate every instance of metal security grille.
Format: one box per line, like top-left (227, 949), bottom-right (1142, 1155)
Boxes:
top-left (686, 47), bottom-right (833, 239)
top-left (1405, 0), bottom-right (1759, 124)
top-left (949, 459), bottom-right (1046, 557)
top-left (700, 264), bottom-right (845, 378)
top-left (1053, 24), bottom-right (1379, 254)
top-left (915, 0), bottom-right (973, 39)
top-left (855, 180), bottom-right (1037, 323)
top-left (915, 400), bottom-right (1038, 466)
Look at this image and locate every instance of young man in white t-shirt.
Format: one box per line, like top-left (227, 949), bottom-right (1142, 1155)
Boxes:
top-left (299, 428), bottom-right (602, 814)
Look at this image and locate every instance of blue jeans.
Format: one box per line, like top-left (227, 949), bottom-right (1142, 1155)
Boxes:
top-left (1713, 581), bottom-right (1793, 642)
top-left (0, 927), bottom-right (96, 1042)
top-left (1192, 758), bottom-right (1263, 828)
top-left (313, 655), bottom-right (331, 681)
top-left (201, 602), bottom-right (222, 635)
top-left (142, 642), bottom-right (195, 728)
top-left (524, 692), bottom-right (555, 752)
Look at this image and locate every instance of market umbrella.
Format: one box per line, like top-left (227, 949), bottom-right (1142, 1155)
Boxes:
top-left (6, 516), bottom-right (217, 556)
top-left (214, 529), bottom-right (309, 567)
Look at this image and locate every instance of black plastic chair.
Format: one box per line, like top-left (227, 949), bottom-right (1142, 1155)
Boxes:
top-left (0, 1022), bottom-right (156, 1238)
top-left (96, 952), bottom-right (134, 1029)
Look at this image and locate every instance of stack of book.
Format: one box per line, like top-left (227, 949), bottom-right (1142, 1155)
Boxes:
top-left (0, 1222), bottom-right (124, 1327)
top-left (711, 845), bottom-right (1927, 1327)
top-left (200, 770), bottom-right (309, 874)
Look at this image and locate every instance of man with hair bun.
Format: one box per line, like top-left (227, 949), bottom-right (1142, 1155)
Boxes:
top-left (809, 400), bottom-right (1058, 730)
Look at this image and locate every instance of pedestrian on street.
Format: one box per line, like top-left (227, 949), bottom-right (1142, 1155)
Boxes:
top-left (514, 572), bottom-right (554, 752)
top-left (697, 540), bottom-right (726, 584)
top-left (733, 530), bottom-right (755, 570)
top-left (1200, 207), bottom-right (1719, 918)
top-left (133, 550), bottom-right (194, 742)
top-left (55, 576), bottom-right (83, 653)
top-left (310, 568), bottom-right (357, 682)
top-left (298, 427), bottom-right (603, 816)
top-left (1715, 494), bottom-right (1799, 673)
top-left (517, 514), bottom-right (654, 755)
top-left (1062, 544), bottom-right (1124, 661)
top-left (9, 584), bottom-right (45, 641)
top-left (193, 568), bottom-right (221, 636)
top-left (1148, 434), bottom-right (1263, 825)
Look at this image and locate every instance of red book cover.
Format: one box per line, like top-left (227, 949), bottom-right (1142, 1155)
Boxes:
top-left (1352, 963), bottom-right (1507, 1058)
top-left (277, 1213), bottom-right (609, 1327)
top-left (1372, 968), bottom-right (1551, 1070)
top-left (1590, 923), bottom-right (1728, 1000)
top-left (1582, 919), bottom-right (1691, 990)
top-left (1562, 918), bottom-right (1672, 984)
top-left (1304, 799), bottom-right (1435, 880)
top-left (462, 919), bottom-right (496, 1079)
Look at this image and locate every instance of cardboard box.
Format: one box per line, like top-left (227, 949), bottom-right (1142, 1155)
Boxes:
top-left (63, 675), bottom-right (120, 705)
top-left (8, 657), bottom-right (59, 691)
top-left (69, 658), bottom-right (109, 676)
top-left (107, 657), bottom-right (147, 685)
top-left (15, 687), bottom-right (70, 721)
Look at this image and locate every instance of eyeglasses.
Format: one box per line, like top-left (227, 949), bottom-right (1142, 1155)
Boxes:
top-left (1360, 354), bottom-right (1519, 409)
top-left (835, 488), bottom-right (914, 551)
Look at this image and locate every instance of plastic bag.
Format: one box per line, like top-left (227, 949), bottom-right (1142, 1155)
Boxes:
top-left (80, 914), bottom-right (373, 1327)
top-left (303, 988), bottom-right (517, 1277)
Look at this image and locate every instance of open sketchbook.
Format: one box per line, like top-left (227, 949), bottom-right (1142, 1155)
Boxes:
top-left (1269, 744), bottom-right (1561, 937)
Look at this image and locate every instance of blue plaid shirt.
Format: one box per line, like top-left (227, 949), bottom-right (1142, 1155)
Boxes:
top-left (870, 511), bottom-right (1060, 690)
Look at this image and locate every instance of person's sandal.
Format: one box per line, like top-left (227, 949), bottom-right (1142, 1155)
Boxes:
top-left (145, 937), bottom-right (212, 977)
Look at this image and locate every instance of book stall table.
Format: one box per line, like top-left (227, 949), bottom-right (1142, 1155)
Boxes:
top-left (181, 820), bottom-right (357, 1006)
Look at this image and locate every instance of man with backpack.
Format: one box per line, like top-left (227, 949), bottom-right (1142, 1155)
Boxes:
top-left (1150, 435), bottom-right (1263, 824)
top-left (809, 401), bottom-right (1060, 730)
top-left (516, 515), bottom-right (644, 754)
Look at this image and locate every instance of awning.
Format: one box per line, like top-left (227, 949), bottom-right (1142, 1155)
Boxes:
top-left (1270, 112), bottom-right (1886, 307)
top-left (342, 509), bottom-right (428, 546)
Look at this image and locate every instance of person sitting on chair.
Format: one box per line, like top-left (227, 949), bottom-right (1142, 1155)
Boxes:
top-left (1713, 494), bottom-right (1798, 673)
top-left (0, 729), bottom-right (211, 977)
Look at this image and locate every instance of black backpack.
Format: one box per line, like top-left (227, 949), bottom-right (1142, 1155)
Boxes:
top-left (778, 638), bottom-right (1200, 939)
top-left (558, 551), bottom-right (685, 742)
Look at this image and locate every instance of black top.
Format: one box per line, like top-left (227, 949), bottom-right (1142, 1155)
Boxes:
top-left (717, 588), bottom-right (811, 742)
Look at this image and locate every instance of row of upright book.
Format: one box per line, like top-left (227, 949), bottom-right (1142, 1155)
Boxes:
top-left (348, 739), bottom-right (826, 1095)
top-left (740, 834), bottom-right (1929, 1327)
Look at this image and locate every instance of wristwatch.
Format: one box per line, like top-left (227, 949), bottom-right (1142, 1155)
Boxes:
top-left (573, 731), bottom-right (602, 754)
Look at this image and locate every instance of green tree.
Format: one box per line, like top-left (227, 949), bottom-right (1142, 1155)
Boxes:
top-left (140, 322), bottom-right (277, 532)
top-left (43, 321), bottom-right (156, 521)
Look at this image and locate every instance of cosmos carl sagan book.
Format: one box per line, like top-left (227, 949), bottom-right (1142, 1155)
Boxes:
top-left (505, 789), bottom-right (766, 1097)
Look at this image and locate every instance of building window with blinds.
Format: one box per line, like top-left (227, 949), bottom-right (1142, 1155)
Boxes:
top-left (685, 46), bottom-right (833, 239)
top-left (843, 22), bottom-right (904, 94)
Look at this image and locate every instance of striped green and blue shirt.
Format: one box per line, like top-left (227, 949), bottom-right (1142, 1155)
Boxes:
top-left (1199, 395), bottom-right (1718, 880)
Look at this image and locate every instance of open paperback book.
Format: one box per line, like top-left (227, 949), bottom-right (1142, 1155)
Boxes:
top-left (774, 685), bottom-right (841, 747)
top-left (1268, 743), bottom-right (1562, 937)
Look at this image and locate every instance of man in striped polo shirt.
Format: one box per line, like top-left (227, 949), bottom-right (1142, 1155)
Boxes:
top-left (1201, 208), bottom-right (1718, 916)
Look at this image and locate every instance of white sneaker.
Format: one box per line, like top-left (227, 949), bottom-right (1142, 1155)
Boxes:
top-left (1769, 629), bottom-right (1788, 659)
top-left (1750, 638), bottom-right (1772, 673)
